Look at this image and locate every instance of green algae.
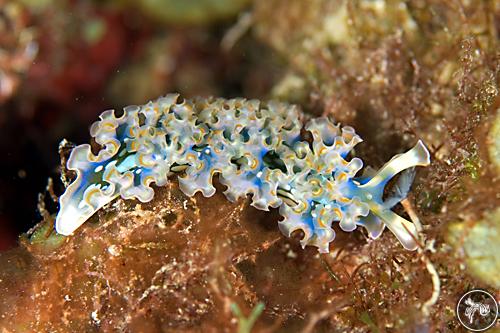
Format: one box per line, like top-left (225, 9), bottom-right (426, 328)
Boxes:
top-left (83, 18), bottom-right (106, 45)
top-left (120, 0), bottom-right (250, 25)
top-left (27, 220), bottom-right (66, 253)
top-left (488, 109), bottom-right (500, 174)
top-left (359, 311), bottom-right (380, 333)
top-left (447, 208), bottom-right (500, 288)
top-left (231, 302), bottom-right (265, 333)
top-left (464, 153), bottom-right (482, 180)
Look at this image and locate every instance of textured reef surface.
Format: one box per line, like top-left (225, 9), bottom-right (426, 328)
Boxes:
top-left (0, 178), bottom-right (444, 332)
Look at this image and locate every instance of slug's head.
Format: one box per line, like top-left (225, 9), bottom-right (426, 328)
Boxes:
top-left (55, 144), bottom-right (124, 235)
top-left (55, 108), bottom-right (130, 235)
top-left (55, 95), bottom-right (186, 235)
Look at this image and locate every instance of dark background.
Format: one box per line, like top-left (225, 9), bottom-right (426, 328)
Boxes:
top-left (0, 0), bottom-right (282, 250)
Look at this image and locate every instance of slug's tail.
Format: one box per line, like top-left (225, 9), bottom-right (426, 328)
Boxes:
top-left (355, 140), bottom-right (430, 250)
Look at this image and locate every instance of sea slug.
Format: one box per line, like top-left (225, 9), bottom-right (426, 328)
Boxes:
top-left (55, 94), bottom-right (430, 252)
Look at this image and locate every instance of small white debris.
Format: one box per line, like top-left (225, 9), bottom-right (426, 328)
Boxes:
top-left (286, 249), bottom-right (297, 259)
top-left (91, 310), bottom-right (100, 324)
top-left (94, 165), bottom-right (103, 173)
top-left (107, 245), bottom-right (121, 256)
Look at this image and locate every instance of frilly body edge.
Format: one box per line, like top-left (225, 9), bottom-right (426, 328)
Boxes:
top-left (56, 94), bottom-right (430, 252)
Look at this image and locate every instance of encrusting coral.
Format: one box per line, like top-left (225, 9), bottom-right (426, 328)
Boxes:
top-left (56, 94), bottom-right (430, 253)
